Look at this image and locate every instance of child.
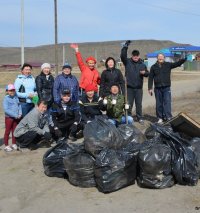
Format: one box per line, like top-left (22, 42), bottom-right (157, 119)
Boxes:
top-left (101, 83), bottom-right (133, 126)
top-left (3, 84), bottom-right (22, 152)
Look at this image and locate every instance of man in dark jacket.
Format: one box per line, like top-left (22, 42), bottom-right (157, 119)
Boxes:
top-left (35, 63), bottom-right (54, 108)
top-left (148, 53), bottom-right (186, 123)
top-left (79, 84), bottom-right (102, 125)
top-left (50, 89), bottom-right (81, 141)
top-left (121, 41), bottom-right (149, 124)
top-left (99, 57), bottom-right (125, 98)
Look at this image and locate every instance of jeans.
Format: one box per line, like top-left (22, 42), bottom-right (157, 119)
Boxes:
top-left (127, 88), bottom-right (143, 120)
top-left (108, 115), bottom-right (134, 126)
top-left (154, 86), bottom-right (172, 120)
top-left (21, 103), bottom-right (34, 117)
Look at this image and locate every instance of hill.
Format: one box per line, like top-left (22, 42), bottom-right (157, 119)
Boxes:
top-left (0, 40), bottom-right (189, 65)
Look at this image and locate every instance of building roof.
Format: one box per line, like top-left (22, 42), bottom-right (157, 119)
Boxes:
top-left (147, 45), bottom-right (200, 58)
top-left (170, 46), bottom-right (200, 52)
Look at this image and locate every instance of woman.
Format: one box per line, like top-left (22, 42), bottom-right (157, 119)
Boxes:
top-left (35, 63), bottom-right (54, 108)
top-left (14, 63), bottom-right (36, 117)
top-left (70, 43), bottom-right (100, 98)
top-left (99, 57), bottom-right (125, 98)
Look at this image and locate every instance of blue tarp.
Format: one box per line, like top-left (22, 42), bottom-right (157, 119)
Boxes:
top-left (147, 48), bottom-right (174, 57)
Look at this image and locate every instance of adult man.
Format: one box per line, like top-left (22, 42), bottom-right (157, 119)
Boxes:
top-left (101, 83), bottom-right (133, 126)
top-left (70, 43), bottom-right (100, 98)
top-left (121, 40), bottom-right (149, 124)
top-left (53, 64), bottom-right (79, 104)
top-left (50, 89), bottom-right (81, 142)
top-left (148, 53), bottom-right (187, 123)
top-left (14, 100), bottom-right (51, 149)
top-left (14, 63), bottom-right (36, 117)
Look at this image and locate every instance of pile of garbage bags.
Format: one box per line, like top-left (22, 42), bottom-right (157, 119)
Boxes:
top-left (43, 116), bottom-right (200, 193)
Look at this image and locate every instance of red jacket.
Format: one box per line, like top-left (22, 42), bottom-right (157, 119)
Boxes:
top-left (76, 52), bottom-right (100, 92)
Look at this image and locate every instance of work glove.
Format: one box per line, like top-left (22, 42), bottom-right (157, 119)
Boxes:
top-left (54, 128), bottom-right (62, 138)
top-left (125, 104), bottom-right (129, 110)
top-left (44, 132), bottom-right (52, 141)
top-left (98, 97), bottom-right (103, 102)
top-left (103, 99), bottom-right (108, 105)
top-left (112, 99), bottom-right (117, 105)
top-left (70, 123), bottom-right (78, 133)
top-left (121, 40), bottom-right (131, 48)
top-left (125, 40), bottom-right (131, 46)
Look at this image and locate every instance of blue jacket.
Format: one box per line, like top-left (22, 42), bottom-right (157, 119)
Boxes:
top-left (14, 74), bottom-right (36, 103)
top-left (53, 73), bottom-right (79, 103)
top-left (3, 95), bottom-right (22, 118)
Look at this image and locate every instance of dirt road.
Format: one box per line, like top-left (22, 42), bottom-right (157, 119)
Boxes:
top-left (0, 71), bottom-right (200, 213)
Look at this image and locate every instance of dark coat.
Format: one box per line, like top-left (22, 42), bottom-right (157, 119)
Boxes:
top-left (35, 72), bottom-right (54, 105)
top-left (148, 59), bottom-right (186, 89)
top-left (51, 101), bottom-right (81, 129)
top-left (99, 68), bottom-right (125, 98)
top-left (79, 96), bottom-right (102, 122)
top-left (121, 47), bottom-right (149, 89)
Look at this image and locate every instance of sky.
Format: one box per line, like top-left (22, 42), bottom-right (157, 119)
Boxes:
top-left (0, 0), bottom-right (200, 47)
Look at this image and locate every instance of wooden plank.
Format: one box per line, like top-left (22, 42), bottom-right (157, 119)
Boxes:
top-left (164, 112), bottom-right (200, 137)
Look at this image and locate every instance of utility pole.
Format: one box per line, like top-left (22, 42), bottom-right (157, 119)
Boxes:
top-left (21, 0), bottom-right (24, 65)
top-left (63, 45), bottom-right (65, 65)
top-left (95, 49), bottom-right (97, 62)
top-left (54, 0), bottom-right (58, 75)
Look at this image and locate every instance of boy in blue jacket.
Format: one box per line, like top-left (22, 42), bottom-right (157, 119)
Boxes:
top-left (3, 84), bottom-right (22, 152)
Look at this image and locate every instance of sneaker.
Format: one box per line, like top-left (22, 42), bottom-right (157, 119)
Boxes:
top-left (138, 119), bottom-right (144, 125)
top-left (11, 144), bottom-right (18, 150)
top-left (4, 146), bottom-right (13, 152)
top-left (157, 118), bottom-right (163, 124)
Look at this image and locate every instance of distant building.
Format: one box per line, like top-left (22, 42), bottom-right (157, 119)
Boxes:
top-left (146, 46), bottom-right (200, 69)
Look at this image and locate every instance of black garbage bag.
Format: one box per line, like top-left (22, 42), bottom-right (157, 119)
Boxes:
top-left (43, 139), bottom-right (84, 178)
top-left (95, 148), bottom-right (137, 193)
top-left (63, 151), bottom-right (96, 188)
top-left (145, 125), bottom-right (161, 140)
top-left (152, 124), bottom-right (199, 186)
top-left (137, 139), bottom-right (174, 189)
top-left (189, 137), bottom-right (200, 177)
top-left (118, 124), bottom-right (146, 145)
top-left (84, 116), bottom-right (123, 157)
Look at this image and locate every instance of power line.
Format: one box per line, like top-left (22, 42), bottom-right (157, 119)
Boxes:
top-left (134, 0), bottom-right (200, 17)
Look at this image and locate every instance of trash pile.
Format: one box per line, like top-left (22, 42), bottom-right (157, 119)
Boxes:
top-left (43, 116), bottom-right (200, 193)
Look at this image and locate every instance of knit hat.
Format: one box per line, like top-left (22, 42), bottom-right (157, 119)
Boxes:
top-left (41, 63), bottom-right (51, 70)
top-left (85, 84), bottom-right (96, 92)
top-left (62, 63), bottom-right (72, 70)
top-left (85, 56), bottom-right (96, 64)
top-left (7, 84), bottom-right (15, 91)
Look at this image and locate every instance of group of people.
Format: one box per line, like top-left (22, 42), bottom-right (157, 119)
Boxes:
top-left (3, 41), bottom-right (187, 151)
